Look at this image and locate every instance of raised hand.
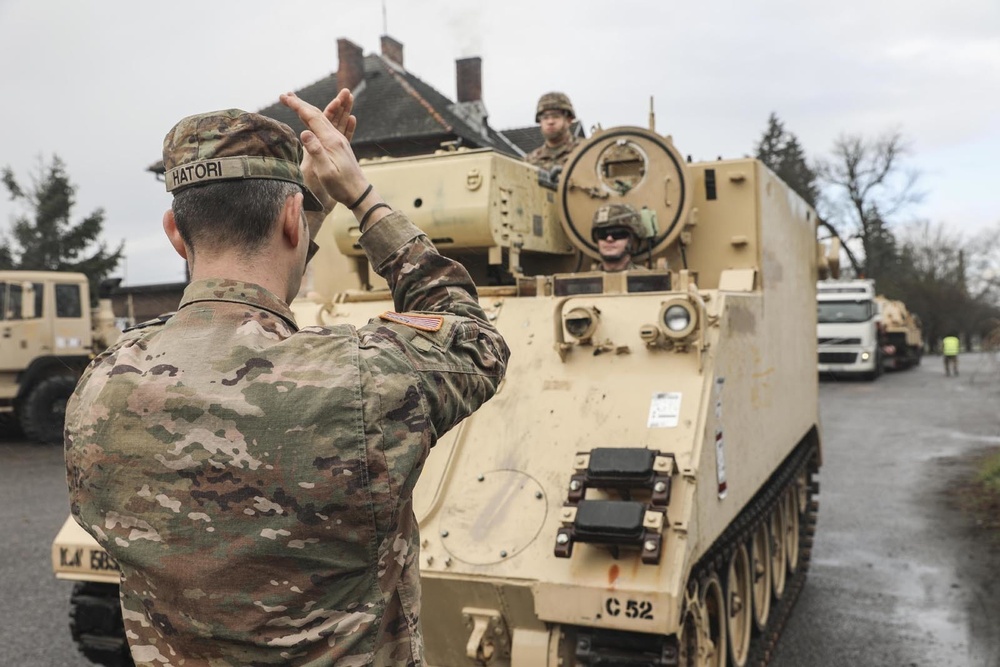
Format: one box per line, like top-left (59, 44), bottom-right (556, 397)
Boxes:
top-left (281, 89), bottom-right (367, 227)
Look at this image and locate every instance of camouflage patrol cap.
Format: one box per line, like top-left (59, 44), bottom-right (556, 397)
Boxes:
top-left (535, 92), bottom-right (575, 122)
top-left (162, 109), bottom-right (322, 211)
top-left (591, 203), bottom-right (645, 242)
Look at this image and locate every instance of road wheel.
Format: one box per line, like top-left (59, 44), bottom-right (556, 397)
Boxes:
top-left (725, 544), bottom-right (752, 666)
top-left (680, 591), bottom-right (702, 667)
top-left (749, 522), bottom-right (771, 632)
top-left (784, 487), bottom-right (800, 573)
top-left (19, 374), bottom-right (77, 444)
top-left (796, 470), bottom-right (809, 518)
top-left (680, 574), bottom-right (727, 667)
top-left (769, 505), bottom-right (787, 600)
top-left (701, 573), bottom-right (727, 667)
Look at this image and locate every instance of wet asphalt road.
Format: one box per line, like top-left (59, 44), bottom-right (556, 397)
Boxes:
top-left (1, 353), bottom-right (998, 667)
top-left (0, 437), bottom-right (92, 667)
top-left (772, 353), bottom-right (1000, 667)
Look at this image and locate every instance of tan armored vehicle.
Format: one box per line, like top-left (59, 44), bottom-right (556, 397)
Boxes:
top-left (53, 122), bottom-right (822, 667)
top-left (874, 295), bottom-right (923, 370)
top-left (0, 271), bottom-right (118, 443)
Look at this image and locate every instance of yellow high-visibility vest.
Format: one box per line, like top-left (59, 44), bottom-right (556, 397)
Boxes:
top-left (942, 336), bottom-right (960, 356)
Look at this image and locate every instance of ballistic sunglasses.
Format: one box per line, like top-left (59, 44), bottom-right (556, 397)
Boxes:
top-left (592, 227), bottom-right (632, 242)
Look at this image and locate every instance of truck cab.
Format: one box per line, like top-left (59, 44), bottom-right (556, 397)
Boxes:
top-left (0, 271), bottom-right (118, 442)
top-left (816, 279), bottom-right (881, 380)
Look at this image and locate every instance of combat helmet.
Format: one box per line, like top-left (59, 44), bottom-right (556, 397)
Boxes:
top-left (590, 204), bottom-right (646, 245)
top-left (535, 92), bottom-right (575, 122)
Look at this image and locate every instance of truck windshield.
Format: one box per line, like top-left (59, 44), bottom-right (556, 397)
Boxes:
top-left (817, 301), bottom-right (872, 323)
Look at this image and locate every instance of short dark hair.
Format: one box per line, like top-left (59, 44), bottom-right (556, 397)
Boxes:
top-left (172, 179), bottom-right (300, 258)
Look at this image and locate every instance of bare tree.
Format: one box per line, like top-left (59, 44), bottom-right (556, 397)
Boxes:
top-left (816, 131), bottom-right (923, 282)
top-left (895, 220), bottom-right (1000, 350)
top-left (964, 222), bottom-right (1000, 304)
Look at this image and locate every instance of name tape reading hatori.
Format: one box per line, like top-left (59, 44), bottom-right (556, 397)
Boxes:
top-left (166, 156), bottom-right (297, 192)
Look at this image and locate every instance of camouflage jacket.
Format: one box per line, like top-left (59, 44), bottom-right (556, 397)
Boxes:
top-left (524, 134), bottom-right (580, 171)
top-left (65, 211), bottom-right (510, 667)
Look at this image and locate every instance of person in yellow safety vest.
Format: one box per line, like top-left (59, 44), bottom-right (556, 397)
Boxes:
top-left (942, 334), bottom-right (960, 377)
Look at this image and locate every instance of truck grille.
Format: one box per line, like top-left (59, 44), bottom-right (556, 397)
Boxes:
top-left (819, 351), bottom-right (858, 364)
top-left (818, 337), bottom-right (862, 345)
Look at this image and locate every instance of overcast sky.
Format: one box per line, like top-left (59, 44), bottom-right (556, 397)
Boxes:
top-left (1, 0), bottom-right (998, 285)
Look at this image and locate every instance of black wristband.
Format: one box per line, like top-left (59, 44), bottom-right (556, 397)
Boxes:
top-left (347, 183), bottom-right (373, 210)
top-left (359, 202), bottom-right (391, 232)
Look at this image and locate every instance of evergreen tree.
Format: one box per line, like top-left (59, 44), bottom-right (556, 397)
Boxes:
top-left (862, 208), bottom-right (898, 284)
top-left (1, 155), bottom-right (123, 303)
top-left (754, 113), bottom-right (819, 207)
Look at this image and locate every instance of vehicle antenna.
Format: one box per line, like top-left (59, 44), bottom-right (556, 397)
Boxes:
top-left (648, 96), bottom-right (655, 132)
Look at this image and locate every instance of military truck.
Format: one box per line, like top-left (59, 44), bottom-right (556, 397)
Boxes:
top-left (0, 271), bottom-right (118, 443)
top-left (54, 122), bottom-right (822, 667)
top-left (874, 295), bottom-right (923, 370)
top-left (816, 279), bottom-right (882, 381)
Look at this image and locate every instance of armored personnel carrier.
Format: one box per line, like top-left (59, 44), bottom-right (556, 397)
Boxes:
top-left (53, 121), bottom-right (822, 667)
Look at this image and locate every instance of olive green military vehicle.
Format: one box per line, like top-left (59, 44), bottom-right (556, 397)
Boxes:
top-left (0, 271), bottom-right (118, 443)
top-left (53, 121), bottom-right (822, 667)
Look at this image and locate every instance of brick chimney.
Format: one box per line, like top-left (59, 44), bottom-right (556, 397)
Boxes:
top-left (456, 56), bottom-right (482, 103)
top-left (451, 56), bottom-right (488, 138)
top-left (380, 35), bottom-right (403, 68)
top-left (337, 38), bottom-right (364, 92)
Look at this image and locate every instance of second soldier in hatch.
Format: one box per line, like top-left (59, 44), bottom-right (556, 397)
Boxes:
top-left (591, 203), bottom-right (649, 272)
top-left (524, 91), bottom-right (580, 171)
top-left (64, 89), bottom-right (509, 666)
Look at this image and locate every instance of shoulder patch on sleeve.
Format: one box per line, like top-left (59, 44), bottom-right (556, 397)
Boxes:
top-left (379, 311), bottom-right (445, 332)
top-left (123, 312), bottom-right (174, 333)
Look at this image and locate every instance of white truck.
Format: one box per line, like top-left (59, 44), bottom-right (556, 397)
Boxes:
top-left (817, 279), bottom-right (881, 381)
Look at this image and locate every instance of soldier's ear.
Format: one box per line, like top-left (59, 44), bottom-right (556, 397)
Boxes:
top-left (162, 210), bottom-right (188, 260)
top-left (280, 192), bottom-right (305, 251)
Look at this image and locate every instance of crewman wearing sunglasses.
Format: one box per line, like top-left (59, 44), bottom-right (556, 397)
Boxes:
top-left (590, 203), bottom-right (650, 272)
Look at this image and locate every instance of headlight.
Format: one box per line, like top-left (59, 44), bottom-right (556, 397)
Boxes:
top-left (860, 351), bottom-right (871, 361)
top-left (658, 299), bottom-right (697, 339)
top-left (664, 305), bottom-right (691, 332)
top-left (564, 307), bottom-right (598, 340)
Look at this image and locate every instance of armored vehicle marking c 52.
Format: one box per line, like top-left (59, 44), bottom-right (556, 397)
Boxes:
top-left (53, 121), bottom-right (822, 667)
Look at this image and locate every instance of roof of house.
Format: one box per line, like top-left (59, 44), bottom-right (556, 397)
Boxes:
top-left (150, 53), bottom-right (523, 173)
top-left (262, 56), bottom-right (467, 144)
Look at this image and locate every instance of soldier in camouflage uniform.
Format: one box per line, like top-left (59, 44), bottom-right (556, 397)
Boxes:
top-left (65, 89), bottom-right (509, 667)
top-left (591, 203), bottom-right (649, 272)
top-left (524, 91), bottom-right (580, 171)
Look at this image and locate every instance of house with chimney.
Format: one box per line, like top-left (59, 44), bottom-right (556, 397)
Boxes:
top-left (126, 35), bottom-right (579, 322)
top-left (149, 35), bottom-right (528, 173)
top-left (257, 36), bottom-right (527, 159)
